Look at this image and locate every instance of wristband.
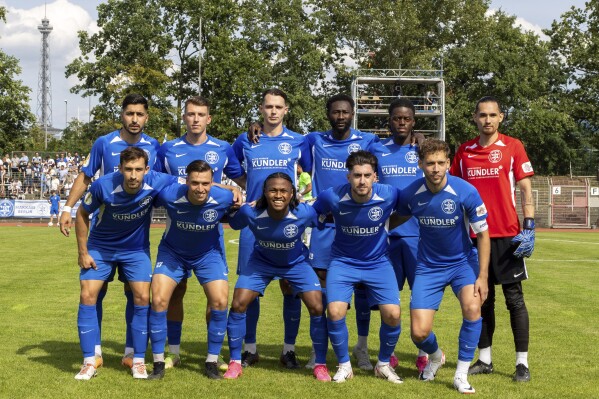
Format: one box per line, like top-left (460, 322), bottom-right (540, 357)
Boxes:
top-left (61, 206), bottom-right (72, 214)
top-left (523, 217), bottom-right (535, 230)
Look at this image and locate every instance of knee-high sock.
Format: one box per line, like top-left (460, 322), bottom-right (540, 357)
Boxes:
top-left (124, 290), bottom-right (134, 349)
top-left (479, 284), bottom-right (495, 349)
top-left (378, 322), bottom-right (401, 362)
top-left (244, 297), bottom-right (259, 344)
top-left (458, 318), bottom-right (482, 362)
top-left (208, 309), bottom-right (228, 356)
top-left (413, 331), bottom-right (439, 355)
top-left (167, 320), bottom-right (182, 346)
top-left (131, 305), bottom-right (150, 359)
top-left (95, 288), bottom-right (107, 347)
top-left (328, 317), bottom-right (350, 363)
top-left (310, 314), bottom-right (328, 364)
top-left (78, 304), bottom-right (98, 359)
top-left (227, 311), bottom-right (246, 361)
top-left (504, 283), bottom-right (529, 353)
top-left (354, 288), bottom-right (371, 337)
top-left (283, 294), bottom-right (301, 345)
top-left (149, 309), bottom-right (167, 355)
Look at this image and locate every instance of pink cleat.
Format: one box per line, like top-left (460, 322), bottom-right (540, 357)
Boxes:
top-left (313, 364), bottom-right (332, 382)
top-left (223, 361), bottom-right (243, 379)
top-left (416, 355), bottom-right (428, 374)
top-left (390, 353), bottom-right (399, 369)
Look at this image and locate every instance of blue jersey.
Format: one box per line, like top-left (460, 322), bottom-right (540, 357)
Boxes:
top-left (228, 203), bottom-right (317, 267)
top-left (372, 138), bottom-right (423, 237)
top-left (81, 130), bottom-right (160, 178)
top-left (49, 194), bottom-right (61, 208)
top-left (232, 127), bottom-right (311, 201)
top-left (398, 175), bottom-right (488, 267)
top-left (312, 183), bottom-right (399, 265)
top-left (155, 184), bottom-right (234, 258)
top-left (307, 129), bottom-right (379, 196)
top-left (157, 134), bottom-right (244, 183)
top-left (82, 171), bottom-right (177, 251)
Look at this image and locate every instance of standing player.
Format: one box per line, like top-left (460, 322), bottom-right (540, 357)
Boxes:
top-left (231, 88), bottom-right (311, 369)
top-left (223, 172), bottom-right (329, 380)
top-left (147, 160), bottom-right (236, 380)
top-left (156, 96), bottom-right (246, 369)
top-left (73, 147), bottom-right (177, 380)
top-left (398, 139), bottom-right (490, 394)
top-left (450, 96), bottom-right (535, 382)
top-left (312, 150), bottom-right (403, 384)
top-left (48, 190), bottom-right (61, 226)
top-left (58, 94), bottom-right (159, 368)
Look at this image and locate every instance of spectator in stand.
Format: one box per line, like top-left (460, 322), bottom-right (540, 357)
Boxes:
top-left (64, 174), bottom-right (74, 197)
top-left (58, 164), bottom-right (69, 185)
top-left (19, 153), bottom-right (29, 172)
top-left (32, 152), bottom-right (42, 166)
top-left (74, 152), bottom-right (81, 165)
top-left (11, 154), bottom-right (20, 174)
top-left (47, 156), bottom-right (55, 168)
top-left (0, 163), bottom-right (6, 196)
top-left (24, 162), bottom-right (33, 195)
top-left (66, 152), bottom-right (74, 163)
top-left (57, 154), bottom-right (67, 169)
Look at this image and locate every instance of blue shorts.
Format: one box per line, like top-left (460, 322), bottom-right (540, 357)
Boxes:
top-left (237, 226), bottom-right (255, 275)
top-left (154, 245), bottom-right (228, 285)
top-left (410, 254), bottom-right (479, 310)
top-left (181, 225), bottom-right (227, 280)
top-left (309, 224), bottom-right (335, 270)
top-left (50, 207), bottom-right (59, 216)
top-left (235, 257), bottom-right (321, 297)
top-left (80, 248), bottom-right (152, 283)
top-left (326, 258), bottom-right (399, 307)
top-left (388, 236), bottom-right (418, 291)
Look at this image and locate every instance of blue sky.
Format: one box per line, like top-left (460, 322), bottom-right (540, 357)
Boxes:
top-left (0, 1), bottom-right (588, 129)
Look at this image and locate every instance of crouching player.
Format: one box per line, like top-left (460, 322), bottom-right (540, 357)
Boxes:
top-left (147, 160), bottom-right (237, 380)
top-left (224, 172), bottom-right (329, 381)
top-left (74, 147), bottom-right (177, 380)
top-left (396, 139), bottom-right (489, 394)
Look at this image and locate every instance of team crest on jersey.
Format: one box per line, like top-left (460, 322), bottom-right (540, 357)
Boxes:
top-left (203, 209), bottom-right (218, 222)
top-left (488, 150), bottom-right (502, 163)
top-left (278, 143), bottom-right (292, 155)
top-left (405, 151), bottom-right (419, 163)
top-left (522, 161), bottom-right (533, 173)
top-left (476, 204), bottom-right (487, 217)
top-left (368, 206), bottom-right (383, 221)
top-left (284, 224), bottom-right (299, 238)
top-left (84, 192), bottom-right (93, 205)
top-left (441, 199), bottom-right (456, 214)
top-left (348, 143), bottom-right (361, 154)
top-left (139, 196), bottom-right (153, 208)
top-left (205, 151), bottom-right (219, 164)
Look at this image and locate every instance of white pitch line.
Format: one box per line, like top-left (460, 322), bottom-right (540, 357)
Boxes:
top-left (541, 239), bottom-right (599, 245)
top-left (528, 259), bottom-right (599, 262)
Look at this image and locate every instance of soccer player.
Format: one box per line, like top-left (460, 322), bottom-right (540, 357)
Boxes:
top-left (231, 88), bottom-right (311, 369)
top-left (224, 172), bottom-right (329, 381)
top-left (312, 150), bottom-right (403, 384)
top-left (397, 139), bottom-right (490, 394)
top-left (48, 190), bottom-right (61, 226)
top-left (450, 96), bottom-right (535, 382)
top-left (371, 97), bottom-right (428, 372)
top-left (59, 93), bottom-right (160, 368)
top-left (156, 96), bottom-right (246, 369)
top-left (73, 147), bottom-right (177, 380)
top-left (147, 160), bottom-right (236, 380)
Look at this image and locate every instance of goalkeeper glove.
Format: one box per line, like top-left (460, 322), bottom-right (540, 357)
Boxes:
top-left (511, 217), bottom-right (535, 258)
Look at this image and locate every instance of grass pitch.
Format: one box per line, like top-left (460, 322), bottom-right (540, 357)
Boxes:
top-left (0, 226), bottom-right (597, 398)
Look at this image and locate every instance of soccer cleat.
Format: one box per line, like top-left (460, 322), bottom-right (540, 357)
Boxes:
top-left (468, 359), bottom-right (494, 375)
top-left (305, 348), bottom-right (316, 369)
top-left (332, 364), bottom-right (353, 383)
top-left (223, 361), bottom-right (243, 379)
top-left (131, 362), bottom-right (148, 379)
top-left (419, 351), bottom-right (445, 381)
top-left (280, 350), bottom-right (300, 369)
top-left (513, 364), bottom-right (531, 382)
top-left (416, 355), bottom-right (428, 373)
top-left (74, 363), bottom-right (97, 380)
top-left (389, 353), bottom-right (399, 369)
top-left (241, 351), bottom-right (259, 368)
top-left (374, 363), bottom-right (404, 384)
top-left (121, 352), bottom-right (134, 369)
top-left (352, 345), bottom-right (373, 371)
top-left (94, 354), bottom-right (104, 369)
top-left (454, 373), bottom-right (476, 394)
top-left (218, 355), bottom-right (228, 371)
top-left (48, 222), bottom-right (53, 227)
top-left (147, 361), bottom-right (165, 380)
top-left (313, 364), bottom-right (332, 382)
top-left (164, 353), bottom-right (181, 369)
top-left (205, 361), bottom-right (223, 380)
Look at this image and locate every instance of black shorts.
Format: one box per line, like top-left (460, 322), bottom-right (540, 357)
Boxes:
top-left (473, 237), bottom-right (527, 285)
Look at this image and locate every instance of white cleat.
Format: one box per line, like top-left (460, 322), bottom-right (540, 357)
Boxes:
top-left (352, 345), bottom-right (373, 371)
top-left (74, 363), bottom-right (97, 380)
top-left (374, 363), bottom-right (404, 384)
top-left (332, 364), bottom-right (354, 383)
top-left (454, 373), bottom-right (476, 394)
top-left (131, 362), bottom-right (148, 379)
top-left (419, 351), bottom-right (445, 381)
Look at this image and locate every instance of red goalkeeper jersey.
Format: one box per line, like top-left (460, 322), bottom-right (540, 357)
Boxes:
top-left (450, 133), bottom-right (534, 238)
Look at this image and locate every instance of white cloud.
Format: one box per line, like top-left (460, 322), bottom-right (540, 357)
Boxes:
top-left (487, 8), bottom-right (547, 40)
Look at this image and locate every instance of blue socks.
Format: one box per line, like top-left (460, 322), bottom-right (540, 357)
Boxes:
top-left (413, 331), bottom-right (439, 355)
top-left (354, 288), bottom-right (371, 337)
top-left (78, 304), bottom-right (98, 358)
top-left (458, 318), bottom-right (482, 361)
top-left (207, 309), bottom-right (228, 356)
top-left (378, 322), bottom-right (401, 362)
top-left (310, 315), bottom-right (328, 364)
top-left (124, 290), bottom-right (134, 349)
top-left (149, 309), bottom-right (167, 355)
top-left (227, 311), bottom-right (246, 361)
top-left (283, 295), bottom-right (301, 345)
top-left (328, 317), bottom-right (350, 363)
top-left (167, 320), bottom-right (183, 346)
top-left (95, 288), bottom-right (107, 347)
top-left (244, 297), bottom-right (259, 344)
top-left (131, 305), bottom-right (149, 358)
